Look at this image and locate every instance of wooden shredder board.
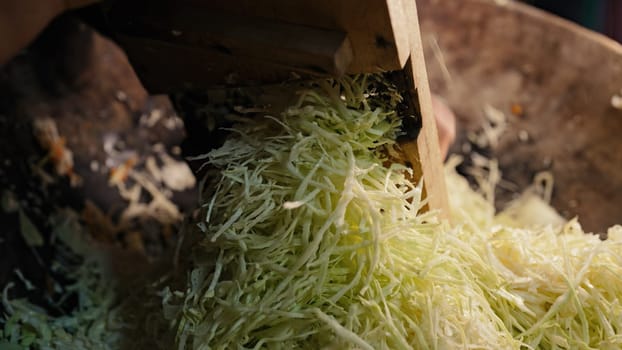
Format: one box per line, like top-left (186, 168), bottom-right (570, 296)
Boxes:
top-left (107, 0), bottom-right (450, 219)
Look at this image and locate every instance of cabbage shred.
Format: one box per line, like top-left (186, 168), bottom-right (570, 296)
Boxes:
top-left (164, 75), bottom-right (622, 349)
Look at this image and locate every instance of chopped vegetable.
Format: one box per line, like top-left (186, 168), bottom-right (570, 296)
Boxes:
top-left (1, 212), bottom-right (122, 350)
top-left (163, 76), bottom-right (622, 349)
top-left (4, 75), bottom-right (622, 350)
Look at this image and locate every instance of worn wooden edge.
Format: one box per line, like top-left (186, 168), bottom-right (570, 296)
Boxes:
top-left (402, 0), bottom-right (451, 221)
top-left (386, 0), bottom-right (414, 69)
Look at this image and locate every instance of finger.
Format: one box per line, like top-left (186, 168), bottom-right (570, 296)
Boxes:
top-left (431, 94), bottom-right (456, 160)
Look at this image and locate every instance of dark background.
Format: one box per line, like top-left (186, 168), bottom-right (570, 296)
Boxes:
top-left (526, 0), bottom-right (622, 42)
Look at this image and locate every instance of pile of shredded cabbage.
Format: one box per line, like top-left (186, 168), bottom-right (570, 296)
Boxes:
top-left (3, 76), bottom-right (622, 349)
top-left (164, 76), bottom-right (622, 349)
top-left (0, 209), bottom-right (172, 350)
top-left (0, 211), bottom-right (122, 350)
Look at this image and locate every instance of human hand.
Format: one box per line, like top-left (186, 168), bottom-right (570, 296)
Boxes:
top-left (431, 94), bottom-right (456, 160)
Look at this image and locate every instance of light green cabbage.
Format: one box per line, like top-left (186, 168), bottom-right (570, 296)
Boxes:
top-left (165, 76), bottom-right (622, 349)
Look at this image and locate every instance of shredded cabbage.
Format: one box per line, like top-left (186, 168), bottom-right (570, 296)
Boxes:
top-left (164, 76), bottom-right (622, 349)
top-left (0, 212), bottom-right (121, 350)
top-left (3, 75), bottom-right (622, 350)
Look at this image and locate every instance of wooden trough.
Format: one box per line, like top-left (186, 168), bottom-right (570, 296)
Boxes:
top-left (419, 0), bottom-right (622, 233)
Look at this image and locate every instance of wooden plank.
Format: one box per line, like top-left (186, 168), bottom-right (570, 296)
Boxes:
top-left (106, 0), bottom-right (411, 89)
top-left (396, 0), bottom-right (451, 220)
top-left (110, 5), bottom-right (353, 77)
top-left (181, 0), bottom-right (410, 73)
top-left (115, 35), bottom-right (322, 92)
top-left (106, 0), bottom-right (449, 218)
